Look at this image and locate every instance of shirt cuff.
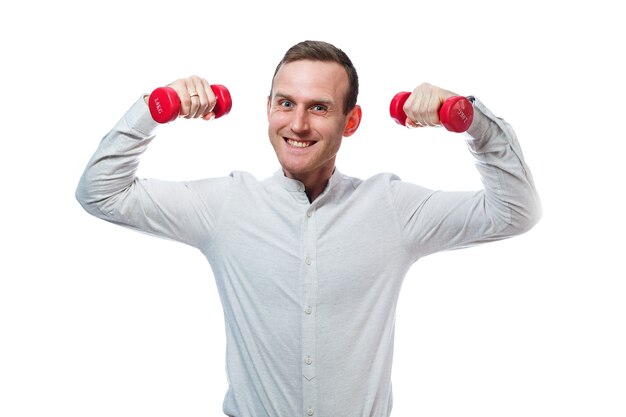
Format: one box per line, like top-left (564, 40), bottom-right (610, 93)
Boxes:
top-left (464, 97), bottom-right (494, 140)
top-left (123, 95), bottom-right (160, 139)
top-left (463, 97), bottom-right (515, 154)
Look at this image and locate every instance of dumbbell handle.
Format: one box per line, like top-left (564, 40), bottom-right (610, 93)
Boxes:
top-left (149, 84), bottom-right (232, 124)
top-left (389, 92), bottom-right (473, 133)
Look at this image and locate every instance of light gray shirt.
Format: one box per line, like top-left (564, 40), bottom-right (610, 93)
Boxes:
top-left (76, 97), bottom-right (541, 417)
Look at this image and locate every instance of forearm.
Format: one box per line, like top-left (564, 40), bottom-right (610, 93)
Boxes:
top-left (75, 96), bottom-right (158, 220)
top-left (395, 97), bottom-right (542, 259)
top-left (76, 96), bottom-right (234, 248)
top-left (464, 98), bottom-right (542, 236)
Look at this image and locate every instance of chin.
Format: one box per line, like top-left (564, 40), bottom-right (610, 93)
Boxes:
top-left (280, 164), bottom-right (307, 179)
top-left (278, 156), bottom-right (309, 174)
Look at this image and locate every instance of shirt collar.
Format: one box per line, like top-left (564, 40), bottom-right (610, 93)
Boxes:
top-left (273, 168), bottom-right (342, 197)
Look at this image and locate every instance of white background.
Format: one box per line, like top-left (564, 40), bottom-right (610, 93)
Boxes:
top-left (1, 1), bottom-right (624, 416)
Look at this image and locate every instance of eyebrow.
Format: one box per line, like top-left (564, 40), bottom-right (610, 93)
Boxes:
top-left (273, 92), bottom-right (334, 106)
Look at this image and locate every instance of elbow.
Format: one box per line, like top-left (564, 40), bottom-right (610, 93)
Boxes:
top-left (75, 178), bottom-right (106, 218)
top-left (75, 182), bottom-right (95, 216)
top-left (515, 209), bottom-right (542, 236)
top-left (75, 179), bottom-right (86, 207)
top-left (510, 194), bottom-right (543, 236)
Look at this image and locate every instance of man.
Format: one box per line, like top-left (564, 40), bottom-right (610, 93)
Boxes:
top-left (77, 40), bottom-right (541, 417)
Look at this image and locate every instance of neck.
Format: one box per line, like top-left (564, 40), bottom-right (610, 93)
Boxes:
top-left (304, 181), bottom-right (327, 202)
top-left (286, 166), bottom-right (335, 203)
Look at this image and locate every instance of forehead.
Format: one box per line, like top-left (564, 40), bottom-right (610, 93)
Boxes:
top-left (272, 60), bottom-right (349, 100)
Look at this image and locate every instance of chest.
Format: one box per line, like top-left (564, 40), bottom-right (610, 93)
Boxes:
top-left (206, 187), bottom-right (408, 309)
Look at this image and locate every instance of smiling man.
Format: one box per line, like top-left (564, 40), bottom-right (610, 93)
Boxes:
top-left (76, 40), bottom-right (541, 417)
top-left (267, 57), bottom-right (361, 201)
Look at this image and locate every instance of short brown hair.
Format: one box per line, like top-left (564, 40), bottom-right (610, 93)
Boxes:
top-left (270, 40), bottom-right (359, 114)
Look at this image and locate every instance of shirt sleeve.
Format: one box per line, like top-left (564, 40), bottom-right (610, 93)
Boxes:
top-left (391, 98), bottom-right (542, 260)
top-left (75, 97), bottom-right (233, 249)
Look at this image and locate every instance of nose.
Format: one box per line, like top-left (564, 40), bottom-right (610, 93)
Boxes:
top-left (290, 108), bottom-right (310, 134)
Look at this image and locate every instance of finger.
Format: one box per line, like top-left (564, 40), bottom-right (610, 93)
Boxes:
top-left (403, 94), bottom-right (420, 127)
top-left (174, 78), bottom-right (194, 119)
top-left (404, 117), bottom-right (423, 129)
top-left (199, 78), bottom-right (217, 120)
top-left (405, 99), bottom-right (429, 127)
top-left (407, 83), bottom-right (435, 127)
top-left (187, 75), bottom-right (205, 119)
top-left (418, 90), bottom-right (440, 127)
top-left (202, 112), bottom-right (216, 121)
top-left (426, 101), bottom-right (441, 127)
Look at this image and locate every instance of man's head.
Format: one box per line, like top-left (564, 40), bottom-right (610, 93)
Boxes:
top-left (266, 41), bottom-right (362, 199)
top-left (270, 40), bottom-right (359, 115)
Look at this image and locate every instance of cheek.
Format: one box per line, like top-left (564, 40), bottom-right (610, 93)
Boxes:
top-left (320, 121), bottom-right (346, 143)
top-left (268, 112), bottom-right (287, 132)
top-left (267, 119), bottom-right (280, 141)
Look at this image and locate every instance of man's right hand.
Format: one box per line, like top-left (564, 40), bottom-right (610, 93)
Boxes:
top-left (151, 75), bottom-right (218, 121)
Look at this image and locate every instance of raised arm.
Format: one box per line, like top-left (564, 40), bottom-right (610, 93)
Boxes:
top-left (76, 76), bottom-right (232, 248)
top-left (392, 83), bottom-right (542, 259)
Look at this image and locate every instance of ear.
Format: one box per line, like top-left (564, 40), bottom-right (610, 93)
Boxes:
top-left (267, 96), bottom-right (272, 120)
top-left (343, 105), bottom-right (362, 137)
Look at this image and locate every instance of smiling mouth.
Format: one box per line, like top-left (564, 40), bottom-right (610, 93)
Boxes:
top-left (285, 138), bottom-right (315, 148)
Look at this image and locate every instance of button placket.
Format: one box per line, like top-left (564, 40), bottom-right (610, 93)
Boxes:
top-left (301, 204), bottom-right (318, 413)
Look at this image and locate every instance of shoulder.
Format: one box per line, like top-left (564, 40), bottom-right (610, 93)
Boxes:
top-left (343, 172), bottom-right (403, 189)
top-left (330, 172), bottom-right (407, 203)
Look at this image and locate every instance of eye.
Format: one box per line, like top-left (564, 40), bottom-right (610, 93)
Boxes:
top-left (311, 104), bottom-right (327, 112)
top-left (279, 100), bottom-right (293, 108)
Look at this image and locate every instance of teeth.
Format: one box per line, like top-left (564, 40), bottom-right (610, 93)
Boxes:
top-left (287, 139), bottom-right (313, 148)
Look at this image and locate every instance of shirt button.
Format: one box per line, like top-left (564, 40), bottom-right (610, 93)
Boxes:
top-left (307, 408), bottom-right (314, 416)
top-left (305, 256), bottom-right (312, 265)
top-left (304, 306), bottom-right (312, 315)
top-left (306, 209), bottom-right (313, 218)
top-left (305, 356), bottom-right (312, 365)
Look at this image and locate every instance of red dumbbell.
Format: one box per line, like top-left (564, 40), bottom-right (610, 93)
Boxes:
top-left (389, 92), bottom-right (473, 133)
top-left (148, 84), bottom-right (232, 124)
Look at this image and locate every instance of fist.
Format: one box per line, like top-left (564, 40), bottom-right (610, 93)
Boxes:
top-left (402, 83), bottom-right (457, 128)
top-left (166, 75), bottom-right (218, 120)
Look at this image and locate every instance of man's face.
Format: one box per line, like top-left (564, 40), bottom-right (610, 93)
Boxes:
top-left (267, 60), bottom-right (359, 183)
